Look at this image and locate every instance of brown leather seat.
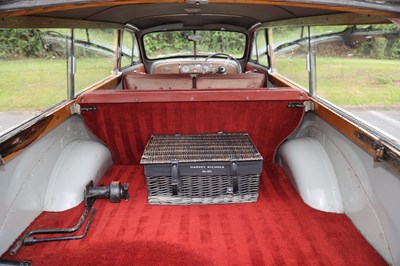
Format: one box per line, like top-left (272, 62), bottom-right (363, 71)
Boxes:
top-left (123, 73), bottom-right (193, 90)
top-left (123, 72), bottom-right (266, 90)
top-left (196, 73), bottom-right (265, 89)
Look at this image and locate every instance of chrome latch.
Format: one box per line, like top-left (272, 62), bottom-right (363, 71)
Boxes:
top-left (287, 101), bottom-right (315, 112)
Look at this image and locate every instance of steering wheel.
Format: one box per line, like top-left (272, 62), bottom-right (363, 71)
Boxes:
top-left (201, 53), bottom-right (242, 74)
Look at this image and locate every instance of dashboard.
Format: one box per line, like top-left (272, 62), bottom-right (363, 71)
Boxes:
top-left (150, 58), bottom-right (240, 74)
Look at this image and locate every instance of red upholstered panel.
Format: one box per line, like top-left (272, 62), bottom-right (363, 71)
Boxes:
top-left (80, 100), bottom-right (305, 165)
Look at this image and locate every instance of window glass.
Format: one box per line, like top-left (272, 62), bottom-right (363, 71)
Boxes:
top-left (197, 31), bottom-right (245, 59)
top-left (272, 26), bottom-right (309, 91)
top-left (0, 28), bottom-right (69, 136)
top-left (143, 30), bottom-right (246, 60)
top-left (312, 24), bottom-right (400, 144)
top-left (121, 31), bottom-right (140, 68)
top-left (122, 30), bottom-right (133, 68)
top-left (256, 29), bottom-right (269, 67)
top-left (250, 28), bottom-right (269, 67)
top-left (132, 34), bottom-right (140, 62)
top-left (74, 29), bottom-right (114, 94)
top-left (250, 33), bottom-right (258, 62)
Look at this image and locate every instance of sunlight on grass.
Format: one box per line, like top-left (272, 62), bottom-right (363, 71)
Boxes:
top-left (1, 56), bottom-right (399, 112)
top-left (275, 57), bottom-right (400, 107)
top-left (0, 58), bottom-right (112, 111)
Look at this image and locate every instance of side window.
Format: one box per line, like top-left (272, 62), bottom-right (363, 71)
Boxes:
top-left (272, 26), bottom-right (309, 92)
top-left (122, 30), bottom-right (140, 68)
top-left (312, 23), bottom-right (400, 144)
top-left (0, 28), bottom-right (69, 136)
top-left (250, 28), bottom-right (269, 67)
top-left (74, 29), bottom-right (114, 95)
top-left (0, 28), bottom-right (117, 137)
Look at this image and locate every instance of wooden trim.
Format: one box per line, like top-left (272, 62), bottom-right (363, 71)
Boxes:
top-left (0, 0), bottom-right (399, 19)
top-left (0, 102), bottom-right (74, 163)
top-left (0, 75), bottom-right (121, 163)
top-left (268, 73), bottom-right (297, 88)
top-left (0, 16), bottom-right (124, 29)
top-left (76, 87), bottom-right (309, 104)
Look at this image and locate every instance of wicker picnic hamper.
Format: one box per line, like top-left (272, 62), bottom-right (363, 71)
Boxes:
top-left (140, 132), bottom-right (263, 205)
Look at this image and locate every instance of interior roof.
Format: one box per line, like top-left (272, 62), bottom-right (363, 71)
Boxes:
top-left (30, 3), bottom-right (340, 30)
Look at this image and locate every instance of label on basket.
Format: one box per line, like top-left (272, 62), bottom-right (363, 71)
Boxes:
top-left (187, 164), bottom-right (227, 175)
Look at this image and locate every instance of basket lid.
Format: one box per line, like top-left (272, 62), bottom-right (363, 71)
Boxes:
top-left (140, 132), bottom-right (263, 164)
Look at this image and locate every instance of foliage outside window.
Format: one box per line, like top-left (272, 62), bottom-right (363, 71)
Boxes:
top-left (312, 24), bottom-right (400, 144)
top-left (74, 29), bottom-right (114, 95)
top-left (272, 26), bottom-right (309, 91)
top-left (143, 30), bottom-right (246, 60)
top-left (0, 28), bottom-right (69, 136)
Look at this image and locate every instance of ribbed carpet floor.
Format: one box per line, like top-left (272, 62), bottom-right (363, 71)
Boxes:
top-left (3, 164), bottom-right (386, 265)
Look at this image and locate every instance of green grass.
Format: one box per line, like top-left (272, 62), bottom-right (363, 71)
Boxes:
top-left (1, 56), bottom-right (399, 112)
top-left (0, 58), bottom-right (112, 111)
top-left (275, 57), bottom-right (400, 107)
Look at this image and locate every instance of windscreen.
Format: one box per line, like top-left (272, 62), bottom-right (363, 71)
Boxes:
top-left (143, 30), bottom-right (246, 60)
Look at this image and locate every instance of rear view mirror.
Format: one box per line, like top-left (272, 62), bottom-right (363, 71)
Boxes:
top-left (188, 34), bottom-right (202, 42)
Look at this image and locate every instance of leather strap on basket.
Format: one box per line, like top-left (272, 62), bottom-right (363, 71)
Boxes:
top-left (171, 160), bottom-right (179, 195)
top-left (231, 160), bottom-right (238, 193)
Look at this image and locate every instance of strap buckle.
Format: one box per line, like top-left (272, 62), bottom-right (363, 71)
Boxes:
top-left (171, 160), bottom-right (179, 195)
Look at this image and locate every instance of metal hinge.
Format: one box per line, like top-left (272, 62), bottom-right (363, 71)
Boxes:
top-left (70, 103), bottom-right (81, 114)
top-left (304, 101), bottom-right (316, 112)
top-left (354, 131), bottom-right (384, 161)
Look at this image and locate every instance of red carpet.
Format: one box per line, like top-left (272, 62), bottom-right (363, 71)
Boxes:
top-left (3, 164), bottom-right (386, 265)
top-left (79, 101), bottom-right (304, 165)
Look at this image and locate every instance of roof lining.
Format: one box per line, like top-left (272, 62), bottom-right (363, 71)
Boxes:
top-left (0, 1), bottom-right (399, 20)
top-left (129, 13), bottom-right (259, 29)
top-left (84, 6), bottom-right (114, 21)
top-left (274, 5), bottom-right (299, 18)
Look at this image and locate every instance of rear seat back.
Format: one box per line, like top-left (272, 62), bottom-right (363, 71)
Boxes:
top-left (122, 72), bottom-right (265, 90)
top-left (196, 73), bottom-right (265, 89)
top-left (123, 73), bottom-right (193, 90)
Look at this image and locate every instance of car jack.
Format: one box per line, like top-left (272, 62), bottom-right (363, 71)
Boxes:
top-left (9, 181), bottom-right (129, 255)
